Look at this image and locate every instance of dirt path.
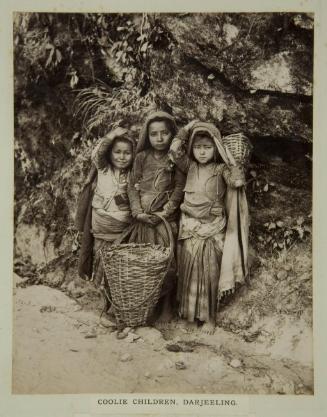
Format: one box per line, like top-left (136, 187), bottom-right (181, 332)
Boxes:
top-left (12, 274), bottom-right (313, 395)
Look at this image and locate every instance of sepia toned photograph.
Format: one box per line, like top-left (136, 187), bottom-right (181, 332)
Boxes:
top-left (13, 11), bottom-right (313, 396)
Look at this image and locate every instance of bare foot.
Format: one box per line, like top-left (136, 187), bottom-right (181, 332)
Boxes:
top-left (173, 318), bottom-right (197, 333)
top-left (201, 321), bottom-right (216, 335)
top-left (156, 312), bottom-right (174, 330)
top-left (186, 321), bottom-right (198, 333)
top-left (99, 314), bottom-right (116, 329)
top-left (156, 295), bottom-right (174, 329)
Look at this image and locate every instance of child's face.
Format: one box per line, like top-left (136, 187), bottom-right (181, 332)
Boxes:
top-left (110, 140), bottom-right (133, 170)
top-left (148, 121), bottom-right (172, 151)
top-left (192, 135), bottom-right (215, 164)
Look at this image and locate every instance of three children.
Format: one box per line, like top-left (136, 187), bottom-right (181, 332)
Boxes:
top-left (78, 113), bottom-right (249, 332)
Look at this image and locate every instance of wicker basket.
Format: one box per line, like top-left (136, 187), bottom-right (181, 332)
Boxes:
top-left (100, 215), bottom-right (173, 328)
top-left (222, 133), bottom-right (253, 165)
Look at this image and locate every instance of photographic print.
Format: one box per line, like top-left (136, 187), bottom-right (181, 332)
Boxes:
top-left (12, 11), bottom-right (313, 397)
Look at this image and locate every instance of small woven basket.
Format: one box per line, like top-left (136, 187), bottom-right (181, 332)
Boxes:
top-left (100, 215), bottom-right (173, 328)
top-left (222, 133), bottom-right (253, 165)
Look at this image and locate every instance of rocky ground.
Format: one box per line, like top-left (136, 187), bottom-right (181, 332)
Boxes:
top-left (13, 270), bottom-right (313, 395)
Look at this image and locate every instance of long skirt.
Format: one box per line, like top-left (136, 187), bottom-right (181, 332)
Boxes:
top-left (177, 236), bottom-right (223, 322)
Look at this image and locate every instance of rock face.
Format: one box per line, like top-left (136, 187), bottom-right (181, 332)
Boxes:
top-left (150, 13), bottom-right (313, 142)
top-left (13, 12), bottom-right (313, 274)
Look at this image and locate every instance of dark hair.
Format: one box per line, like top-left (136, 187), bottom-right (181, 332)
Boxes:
top-left (191, 133), bottom-right (224, 163)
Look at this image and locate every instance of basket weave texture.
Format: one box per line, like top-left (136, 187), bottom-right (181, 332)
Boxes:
top-left (222, 133), bottom-right (253, 165)
top-left (100, 216), bottom-right (173, 328)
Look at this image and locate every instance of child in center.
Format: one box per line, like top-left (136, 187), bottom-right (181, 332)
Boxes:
top-left (169, 121), bottom-right (249, 333)
top-left (127, 111), bottom-right (186, 324)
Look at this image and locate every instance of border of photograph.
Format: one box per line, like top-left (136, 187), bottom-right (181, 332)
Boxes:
top-left (1, 0), bottom-right (326, 416)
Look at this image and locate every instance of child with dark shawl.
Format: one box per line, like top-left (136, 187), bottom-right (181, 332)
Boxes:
top-left (169, 121), bottom-right (249, 333)
top-left (127, 111), bottom-right (186, 324)
top-left (76, 127), bottom-right (136, 312)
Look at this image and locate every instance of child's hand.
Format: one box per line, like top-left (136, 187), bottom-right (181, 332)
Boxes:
top-left (230, 165), bottom-right (246, 187)
top-left (170, 138), bottom-right (183, 154)
top-left (210, 206), bottom-right (223, 216)
top-left (106, 126), bottom-right (128, 140)
top-left (136, 213), bottom-right (160, 225)
top-left (153, 210), bottom-right (168, 219)
top-left (184, 119), bottom-right (200, 131)
top-left (234, 179), bottom-right (245, 188)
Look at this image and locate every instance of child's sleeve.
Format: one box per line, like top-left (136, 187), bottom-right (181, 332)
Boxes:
top-left (127, 153), bottom-right (144, 217)
top-left (169, 128), bottom-right (192, 174)
top-left (162, 167), bottom-right (186, 217)
top-left (91, 137), bottom-right (112, 170)
top-left (222, 164), bottom-right (246, 188)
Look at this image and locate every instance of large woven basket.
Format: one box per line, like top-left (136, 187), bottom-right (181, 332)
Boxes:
top-left (222, 132), bottom-right (253, 165)
top-left (100, 215), bottom-right (173, 328)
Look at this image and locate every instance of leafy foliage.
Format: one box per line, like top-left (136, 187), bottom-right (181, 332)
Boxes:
top-left (14, 12), bottom-right (161, 201)
top-left (73, 82), bottom-right (156, 135)
top-left (247, 167), bottom-right (276, 205)
top-left (257, 216), bottom-right (311, 254)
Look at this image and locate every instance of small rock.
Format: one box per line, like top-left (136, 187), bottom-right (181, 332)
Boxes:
top-left (116, 331), bottom-right (128, 340)
top-left (230, 359), bottom-right (242, 368)
top-left (84, 334), bottom-right (97, 339)
top-left (284, 264), bottom-right (292, 271)
top-left (166, 344), bottom-right (182, 352)
top-left (40, 305), bottom-right (56, 313)
top-left (125, 333), bottom-right (139, 343)
top-left (120, 353), bottom-right (132, 362)
top-left (73, 290), bottom-right (85, 298)
top-left (277, 270), bottom-right (288, 280)
top-left (122, 327), bottom-right (132, 335)
top-left (135, 327), bottom-right (164, 345)
top-left (175, 361), bottom-right (187, 370)
top-left (144, 372), bottom-right (151, 378)
top-left (243, 330), bottom-right (261, 343)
